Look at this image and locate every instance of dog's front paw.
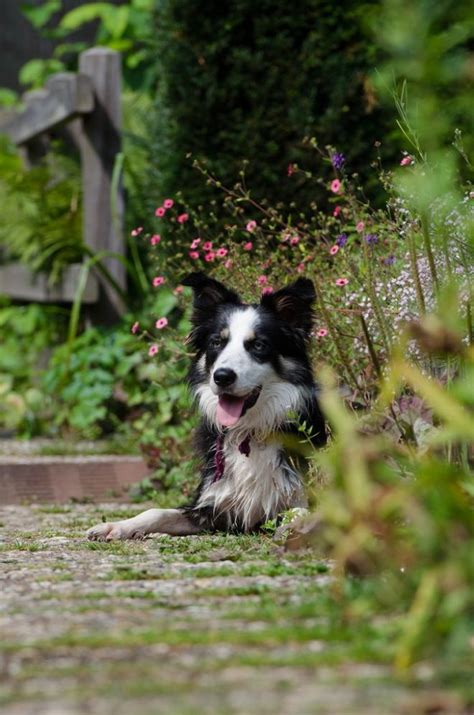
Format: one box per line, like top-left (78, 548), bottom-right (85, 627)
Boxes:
top-left (87, 522), bottom-right (116, 541)
top-left (86, 521), bottom-right (146, 541)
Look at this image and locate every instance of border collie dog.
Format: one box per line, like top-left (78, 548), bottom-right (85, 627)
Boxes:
top-left (87, 272), bottom-right (326, 541)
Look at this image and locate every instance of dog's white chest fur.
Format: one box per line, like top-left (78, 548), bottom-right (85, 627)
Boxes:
top-left (196, 439), bottom-right (305, 530)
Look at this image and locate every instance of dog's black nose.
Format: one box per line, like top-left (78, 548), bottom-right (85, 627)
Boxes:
top-left (214, 368), bottom-right (237, 388)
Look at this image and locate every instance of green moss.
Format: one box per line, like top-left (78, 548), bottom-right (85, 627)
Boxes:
top-left (8, 541), bottom-right (47, 552)
top-left (35, 505), bottom-right (72, 514)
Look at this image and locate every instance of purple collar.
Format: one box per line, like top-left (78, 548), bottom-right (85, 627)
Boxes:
top-left (213, 434), bottom-right (251, 482)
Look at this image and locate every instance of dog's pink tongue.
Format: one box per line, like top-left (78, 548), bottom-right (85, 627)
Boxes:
top-left (216, 395), bottom-right (246, 427)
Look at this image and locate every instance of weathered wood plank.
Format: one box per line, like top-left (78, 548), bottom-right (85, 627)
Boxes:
top-left (0, 263), bottom-right (98, 303)
top-left (1, 73), bottom-right (94, 145)
top-left (79, 48), bottom-right (125, 321)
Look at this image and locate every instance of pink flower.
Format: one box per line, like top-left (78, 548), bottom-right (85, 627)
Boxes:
top-left (316, 328), bottom-right (328, 338)
top-left (224, 259), bottom-right (233, 269)
top-left (290, 236), bottom-right (300, 246)
top-left (296, 263), bottom-right (305, 273)
top-left (257, 275), bottom-right (268, 285)
top-left (246, 221), bottom-right (257, 232)
top-left (204, 251), bottom-right (215, 262)
top-left (355, 221), bottom-right (365, 233)
top-left (329, 245), bottom-right (339, 256)
top-left (333, 206), bottom-right (341, 217)
top-left (335, 277), bottom-right (349, 287)
top-left (287, 163), bottom-right (296, 177)
top-left (163, 198), bottom-right (174, 208)
top-left (131, 321), bottom-right (140, 334)
top-left (150, 234), bottom-right (161, 246)
top-left (202, 241), bottom-right (213, 251)
top-left (148, 344), bottom-right (159, 357)
top-left (155, 317), bottom-right (168, 330)
top-left (330, 179), bottom-right (342, 194)
top-left (152, 276), bottom-right (165, 287)
top-left (243, 242), bottom-right (253, 251)
top-left (261, 286), bottom-right (273, 295)
top-left (281, 233), bottom-right (291, 243)
top-left (174, 285), bottom-right (184, 295)
top-left (400, 155), bottom-right (414, 166)
top-left (155, 207), bottom-right (166, 217)
top-left (177, 213), bottom-right (189, 224)
top-left (190, 238), bottom-right (201, 249)
top-left (131, 227), bottom-right (143, 237)
top-left (189, 251), bottom-right (199, 260)
top-left (216, 247), bottom-right (228, 258)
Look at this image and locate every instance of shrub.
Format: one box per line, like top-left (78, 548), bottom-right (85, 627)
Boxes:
top-left (41, 288), bottom-right (195, 477)
top-left (0, 301), bottom-right (68, 435)
top-left (147, 0), bottom-right (397, 217)
top-left (307, 326), bottom-right (474, 672)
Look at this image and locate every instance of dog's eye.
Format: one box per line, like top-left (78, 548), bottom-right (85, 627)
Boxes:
top-left (253, 339), bottom-right (267, 352)
top-left (209, 336), bottom-right (224, 349)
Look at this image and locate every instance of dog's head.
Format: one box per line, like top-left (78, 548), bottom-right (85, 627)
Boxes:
top-left (182, 272), bottom-right (316, 435)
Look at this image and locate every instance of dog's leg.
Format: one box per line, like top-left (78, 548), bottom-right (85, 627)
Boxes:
top-left (86, 508), bottom-right (201, 541)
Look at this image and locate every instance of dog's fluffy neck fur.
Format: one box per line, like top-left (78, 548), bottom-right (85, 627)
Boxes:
top-left (195, 433), bottom-right (305, 531)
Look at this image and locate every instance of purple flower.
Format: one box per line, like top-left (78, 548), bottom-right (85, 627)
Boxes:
top-left (364, 234), bottom-right (378, 245)
top-left (384, 255), bottom-right (395, 265)
top-left (331, 152), bottom-right (345, 170)
top-left (336, 233), bottom-right (348, 247)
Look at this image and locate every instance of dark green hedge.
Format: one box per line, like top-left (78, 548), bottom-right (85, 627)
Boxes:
top-left (146, 0), bottom-right (396, 214)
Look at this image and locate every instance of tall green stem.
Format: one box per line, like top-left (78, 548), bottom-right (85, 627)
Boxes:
top-left (313, 276), bottom-right (360, 392)
top-left (421, 212), bottom-right (439, 294)
top-left (359, 313), bottom-right (382, 378)
top-left (364, 243), bottom-right (391, 355)
top-left (408, 232), bottom-right (426, 316)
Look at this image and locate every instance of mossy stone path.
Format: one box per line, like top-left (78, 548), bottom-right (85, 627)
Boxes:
top-left (0, 505), bottom-right (466, 714)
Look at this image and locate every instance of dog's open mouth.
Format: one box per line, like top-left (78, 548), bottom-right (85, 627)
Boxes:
top-left (216, 387), bottom-right (262, 428)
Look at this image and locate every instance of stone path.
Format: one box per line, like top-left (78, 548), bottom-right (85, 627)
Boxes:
top-left (0, 505), bottom-right (468, 715)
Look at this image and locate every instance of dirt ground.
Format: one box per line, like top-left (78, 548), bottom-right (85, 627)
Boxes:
top-left (0, 504), bottom-right (469, 715)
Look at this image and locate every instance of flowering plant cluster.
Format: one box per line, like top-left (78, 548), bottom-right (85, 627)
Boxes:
top-left (130, 145), bottom-right (473, 404)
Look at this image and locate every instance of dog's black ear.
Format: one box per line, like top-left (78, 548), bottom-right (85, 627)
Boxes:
top-left (260, 278), bottom-right (315, 335)
top-left (182, 272), bottom-right (241, 323)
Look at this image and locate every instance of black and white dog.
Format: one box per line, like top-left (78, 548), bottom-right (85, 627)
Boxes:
top-left (87, 272), bottom-right (326, 540)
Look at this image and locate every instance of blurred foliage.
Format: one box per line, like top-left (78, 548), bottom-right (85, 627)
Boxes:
top-left (0, 137), bottom-right (84, 283)
top-left (41, 288), bottom-right (194, 455)
top-left (370, 0), bottom-right (474, 164)
top-left (308, 319), bottom-right (474, 672)
top-left (0, 88), bottom-right (19, 108)
top-left (0, 301), bottom-right (68, 434)
top-left (19, 0), bottom-right (156, 91)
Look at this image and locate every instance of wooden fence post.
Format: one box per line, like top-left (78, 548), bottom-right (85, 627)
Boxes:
top-left (78, 48), bottom-right (125, 321)
top-left (17, 90), bottom-right (50, 167)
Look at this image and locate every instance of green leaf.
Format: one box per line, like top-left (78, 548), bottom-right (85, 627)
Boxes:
top-left (19, 59), bottom-right (65, 89)
top-left (106, 6), bottom-right (130, 39)
top-left (59, 3), bottom-right (113, 31)
top-left (0, 88), bottom-right (19, 108)
top-left (132, 0), bottom-right (154, 10)
top-left (21, 1), bottom-right (61, 29)
top-left (150, 289), bottom-right (178, 317)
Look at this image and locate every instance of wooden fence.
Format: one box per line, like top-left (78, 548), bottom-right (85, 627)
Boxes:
top-left (0, 47), bottom-right (125, 322)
